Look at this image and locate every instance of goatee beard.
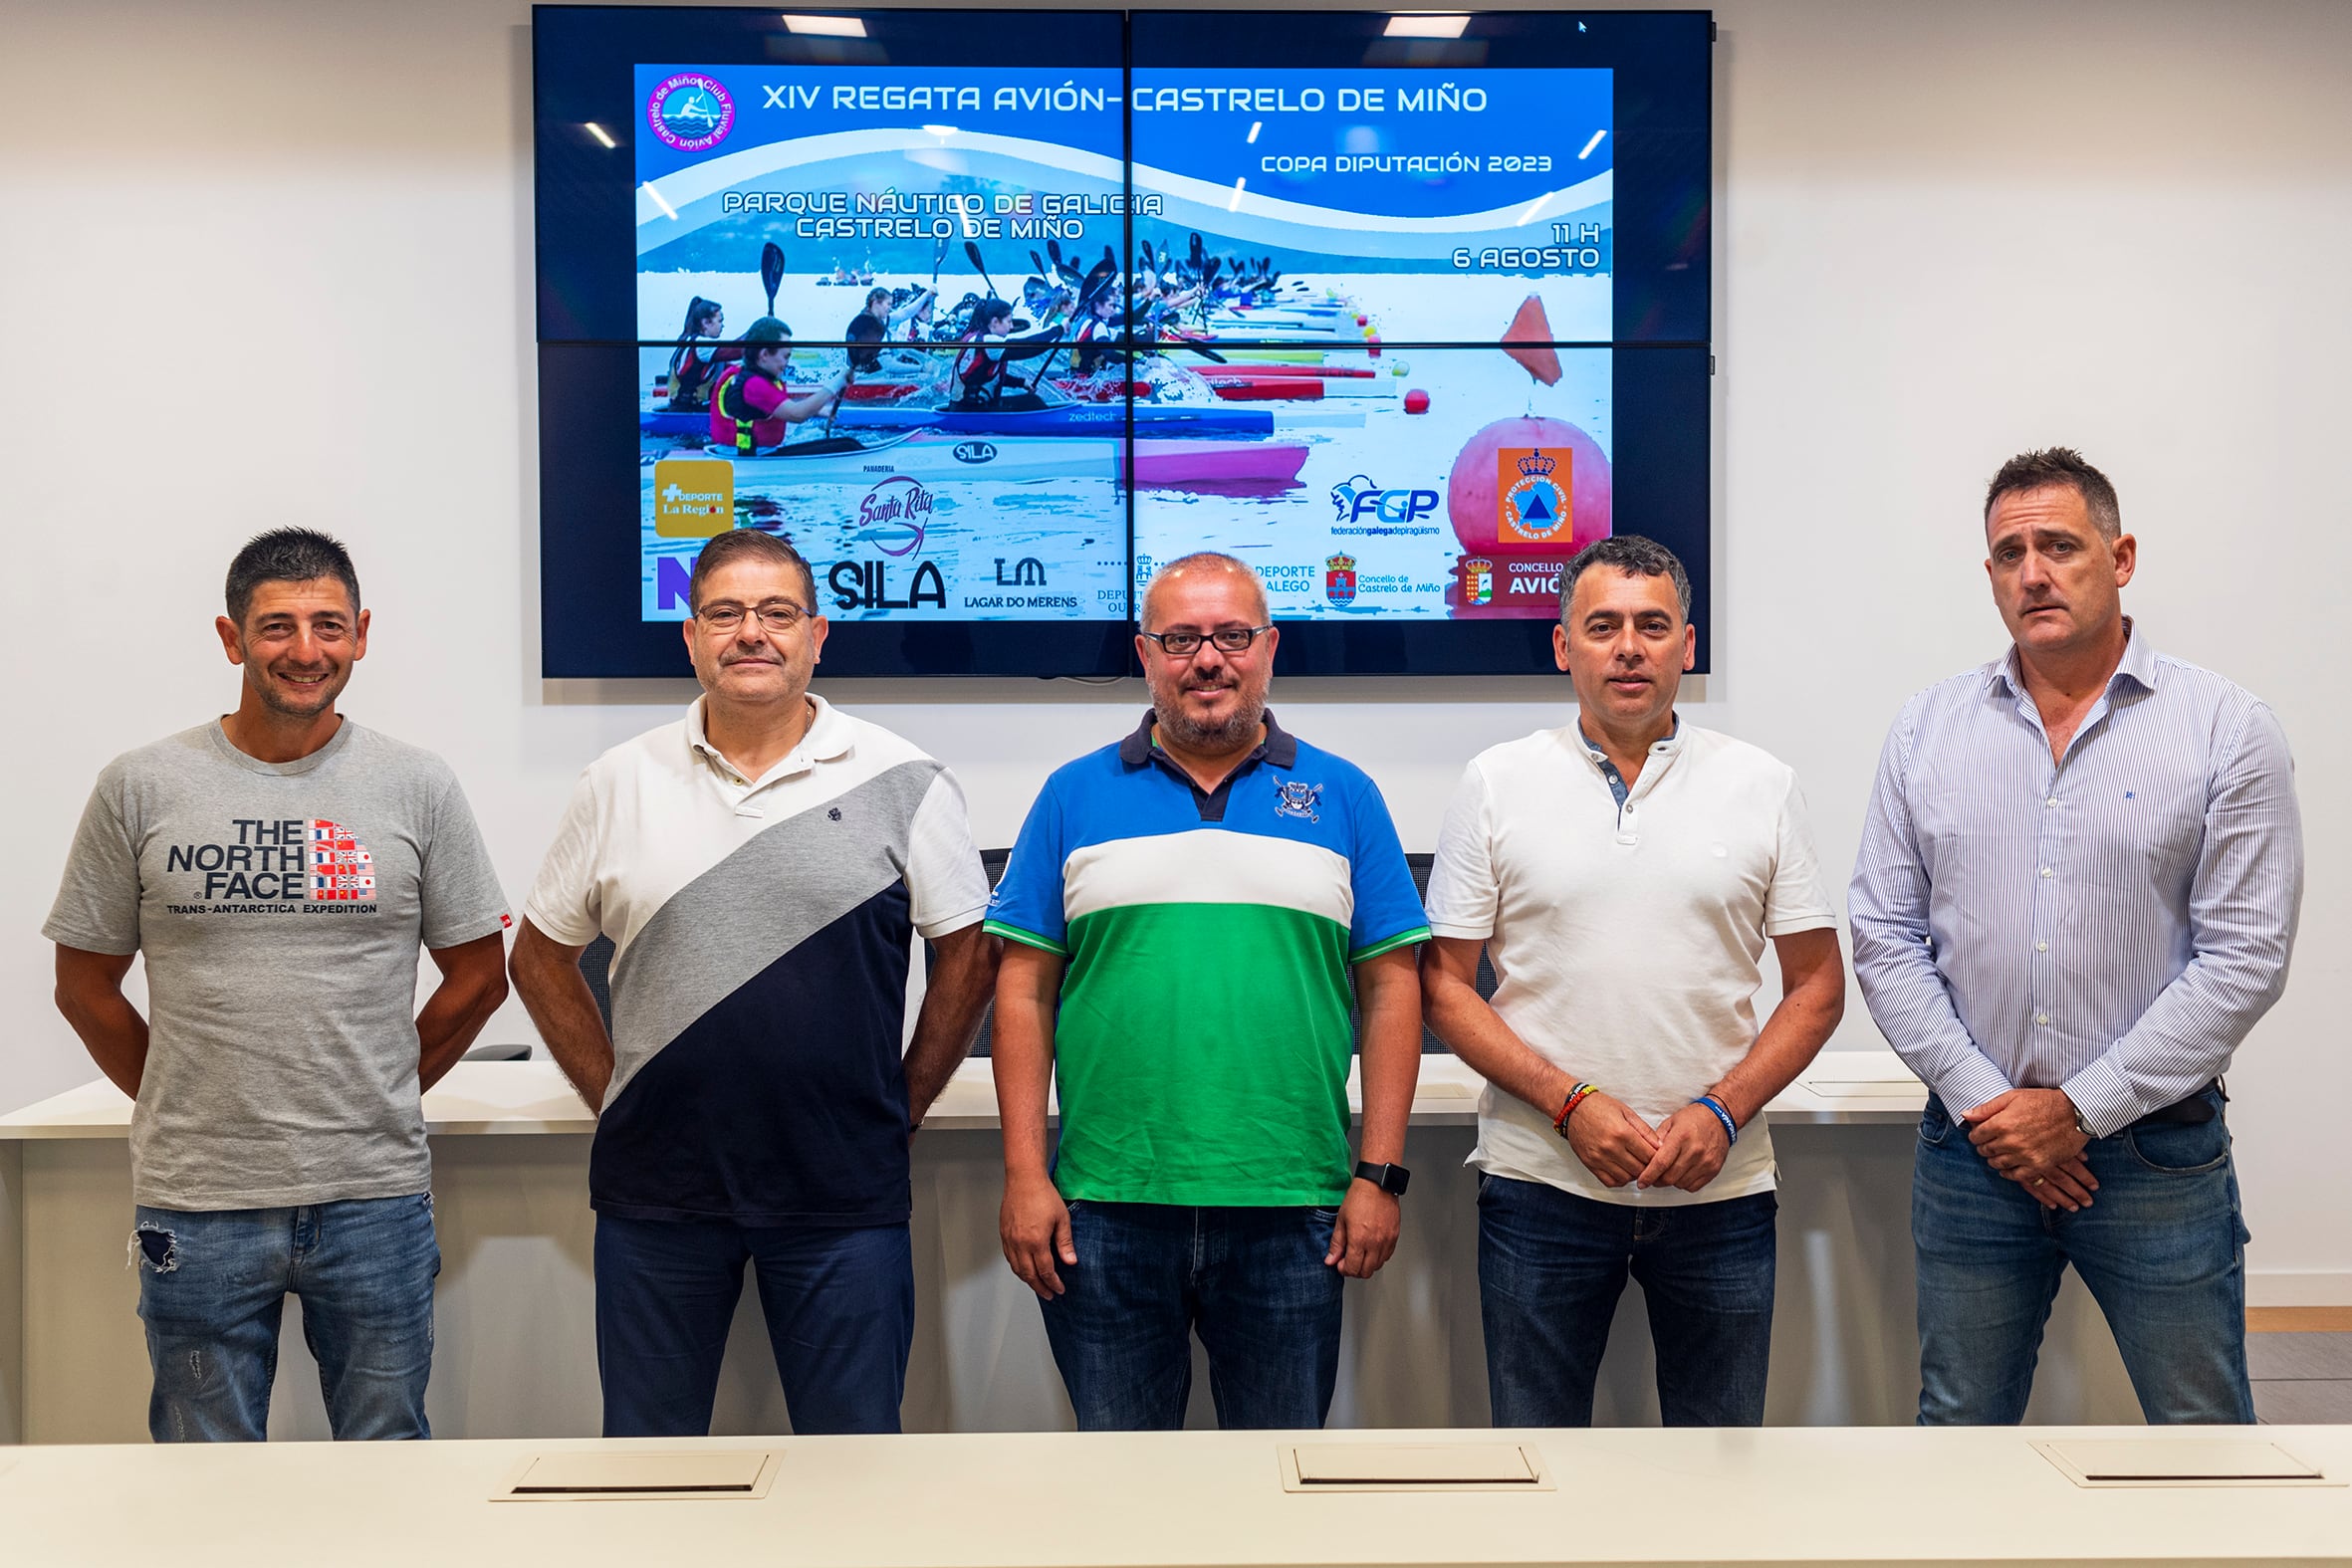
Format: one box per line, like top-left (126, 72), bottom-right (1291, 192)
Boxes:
top-left (1155, 686), bottom-right (1265, 751)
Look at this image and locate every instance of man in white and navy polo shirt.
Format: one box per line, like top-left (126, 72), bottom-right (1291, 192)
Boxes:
top-left (989, 552), bottom-right (1429, 1432)
top-left (1423, 535), bottom-right (1845, 1428)
top-left (509, 530), bottom-right (997, 1438)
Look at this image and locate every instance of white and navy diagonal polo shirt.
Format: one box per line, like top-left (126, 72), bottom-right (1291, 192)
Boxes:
top-left (525, 695), bottom-right (989, 1227)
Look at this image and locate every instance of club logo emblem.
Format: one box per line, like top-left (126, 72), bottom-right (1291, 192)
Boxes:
top-left (1275, 782), bottom-right (1323, 823)
top-left (647, 73), bottom-right (735, 153)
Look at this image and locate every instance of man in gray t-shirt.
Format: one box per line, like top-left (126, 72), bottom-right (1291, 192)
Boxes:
top-left (45, 529), bottom-right (510, 1443)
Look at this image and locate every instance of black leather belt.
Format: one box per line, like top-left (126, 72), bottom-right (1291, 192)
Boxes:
top-left (2129, 1079), bottom-right (2226, 1129)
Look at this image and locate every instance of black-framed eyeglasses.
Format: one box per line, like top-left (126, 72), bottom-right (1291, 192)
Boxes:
top-left (1139, 625), bottom-right (1273, 658)
top-left (695, 599), bottom-right (814, 634)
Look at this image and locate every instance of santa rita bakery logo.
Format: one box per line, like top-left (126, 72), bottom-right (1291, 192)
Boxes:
top-left (162, 817), bottom-right (379, 915)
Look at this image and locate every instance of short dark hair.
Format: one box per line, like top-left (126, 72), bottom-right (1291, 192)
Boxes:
top-left (1984, 446), bottom-right (2121, 540)
top-left (1557, 534), bottom-right (1691, 624)
top-left (225, 528), bottom-right (361, 624)
top-left (686, 530), bottom-right (818, 612)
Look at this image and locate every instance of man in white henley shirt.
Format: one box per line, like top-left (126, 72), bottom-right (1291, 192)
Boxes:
top-left (1424, 536), bottom-right (1845, 1427)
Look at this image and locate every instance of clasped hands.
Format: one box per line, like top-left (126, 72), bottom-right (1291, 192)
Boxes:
top-left (1958, 1087), bottom-right (2097, 1212)
top-left (1562, 1091), bottom-right (1730, 1193)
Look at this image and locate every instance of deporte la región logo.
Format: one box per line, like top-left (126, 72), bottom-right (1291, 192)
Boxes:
top-left (161, 817), bottom-right (379, 916)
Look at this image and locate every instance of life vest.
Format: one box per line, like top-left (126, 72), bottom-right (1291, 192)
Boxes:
top-left (668, 340), bottom-right (716, 408)
top-left (710, 364), bottom-right (784, 455)
top-left (956, 336), bottom-right (1004, 390)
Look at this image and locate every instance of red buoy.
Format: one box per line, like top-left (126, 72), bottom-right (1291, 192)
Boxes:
top-left (1403, 388), bottom-right (1431, 415)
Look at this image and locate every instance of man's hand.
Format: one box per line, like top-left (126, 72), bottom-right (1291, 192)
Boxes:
top-left (1324, 1181), bottom-right (1400, 1279)
top-left (1636, 1103), bottom-right (1732, 1193)
top-left (1962, 1088), bottom-right (2096, 1211)
top-left (1000, 1169), bottom-right (1076, 1299)
top-left (2013, 1154), bottom-right (2100, 1213)
top-left (1563, 1092), bottom-right (1660, 1188)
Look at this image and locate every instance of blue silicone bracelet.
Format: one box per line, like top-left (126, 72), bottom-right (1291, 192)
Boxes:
top-left (1694, 1095), bottom-right (1738, 1146)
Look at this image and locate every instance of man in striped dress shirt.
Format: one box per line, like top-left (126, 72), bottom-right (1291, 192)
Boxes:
top-left (1851, 447), bottom-right (2302, 1425)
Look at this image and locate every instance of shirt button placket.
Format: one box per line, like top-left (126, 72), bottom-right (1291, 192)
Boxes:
top-left (2030, 773), bottom-right (2058, 1040)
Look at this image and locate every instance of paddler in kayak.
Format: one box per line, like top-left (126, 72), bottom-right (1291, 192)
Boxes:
top-left (951, 299), bottom-right (1065, 407)
top-left (707, 318), bottom-right (849, 455)
top-left (864, 284), bottom-right (936, 342)
top-left (665, 297), bottom-right (734, 411)
top-left (1068, 281), bottom-right (1125, 381)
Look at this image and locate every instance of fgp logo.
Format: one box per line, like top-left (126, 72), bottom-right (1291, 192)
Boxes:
top-left (1500, 448), bottom-right (1571, 544)
top-left (1324, 553), bottom-right (1358, 605)
top-left (1329, 474), bottom-right (1440, 527)
top-left (647, 73), bottom-right (735, 152)
top-left (653, 458), bottom-right (734, 539)
top-left (1274, 782), bottom-right (1323, 823)
top-left (1459, 557), bottom-right (1496, 606)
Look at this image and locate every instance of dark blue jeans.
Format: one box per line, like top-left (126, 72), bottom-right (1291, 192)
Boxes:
top-left (593, 1215), bottom-right (914, 1437)
top-left (131, 1193), bottom-right (440, 1443)
top-left (1913, 1088), bottom-right (2253, 1425)
top-left (1039, 1202), bottom-right (1345, 1431)
top-left (1478, 1174), bottom-right (1777, 1427)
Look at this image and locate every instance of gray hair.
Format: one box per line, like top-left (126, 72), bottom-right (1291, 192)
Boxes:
top-left (1556, 535), bottom-right (1691, 625)
top-left (686, 530), bottom-right (818, 611)
top-left (1984, 446), bottom-right (2122, 541)
top-left (1142, 552), bottom-right (1271, 628)
top-left (225, 528), bottom-right (360, 624)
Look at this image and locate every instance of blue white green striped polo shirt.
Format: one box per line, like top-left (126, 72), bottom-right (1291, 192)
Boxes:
top-left (984, 710), bottom-right (1429, 1207)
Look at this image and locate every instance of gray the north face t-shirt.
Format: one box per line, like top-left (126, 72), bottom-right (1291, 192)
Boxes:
top-left (44, 719), bottom-right (510, 1210)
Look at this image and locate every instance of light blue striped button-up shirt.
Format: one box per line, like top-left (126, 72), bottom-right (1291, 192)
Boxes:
top-left (1849, 624), bottom-right (2302, 1136)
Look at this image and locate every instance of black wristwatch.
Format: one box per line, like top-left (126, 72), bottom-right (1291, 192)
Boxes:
top-left (1353, 1161), bottom-right (1411, 1197)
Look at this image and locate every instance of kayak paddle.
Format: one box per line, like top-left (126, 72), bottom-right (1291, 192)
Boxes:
top-left (761, 242), bottom-right (785, 318)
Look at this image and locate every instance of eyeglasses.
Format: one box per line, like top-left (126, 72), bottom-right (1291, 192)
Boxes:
top-left (695, 600), bottom-right (814, 634)
top-left (1139, 624), bottom-right (1273, 658)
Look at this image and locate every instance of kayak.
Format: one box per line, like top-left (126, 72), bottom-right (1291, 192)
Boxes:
top-left (1199, 362), bottom-right (1379, 379)
top-left (669, 431), bottom-right (1116, 486)
top-left (1126, 440), bottom-right (1306, 486)
top-left (643, 430), bottom-right (1304, 489)
top-left (1200, 373), bottom-right (1398, 402)
top-left (641, 399), bottom-right (1276, 439)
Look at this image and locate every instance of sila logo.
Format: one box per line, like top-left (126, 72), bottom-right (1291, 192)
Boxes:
top-left (163, 818), bottom-right (376, 905)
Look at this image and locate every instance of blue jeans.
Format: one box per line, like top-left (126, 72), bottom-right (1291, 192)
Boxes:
top-left (130, 1194), bottom-right (440, 1443)
top-left (593, 1215), bottom-right (913, 1437)
top-left (1913, 1088), bottom-right (2253, 1425)
top-left (1039, 1202), bottom-right (1345, 1431)
top-left (1478, 1174), bottom-right (1777, 1427)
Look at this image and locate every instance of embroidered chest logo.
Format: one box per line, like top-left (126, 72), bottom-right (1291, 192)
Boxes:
top-left (1274, 782), bottom-right (1323, 823)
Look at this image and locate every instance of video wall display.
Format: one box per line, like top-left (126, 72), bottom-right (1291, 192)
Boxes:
top-left (536, 7), bottom-right (1713, 678)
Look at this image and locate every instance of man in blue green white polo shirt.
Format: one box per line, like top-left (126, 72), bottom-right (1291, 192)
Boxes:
top-left (987, 551), bottom-right (1429, 1431)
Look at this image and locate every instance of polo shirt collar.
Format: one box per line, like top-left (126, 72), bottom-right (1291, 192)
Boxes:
top-left (686, 692), bottom-right (852, 786)
top-left (1118, 706), bottom-right (1297, 770)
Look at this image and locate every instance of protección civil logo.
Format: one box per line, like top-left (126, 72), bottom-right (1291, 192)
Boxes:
top-left (647, 73), bottom-right (735, 152)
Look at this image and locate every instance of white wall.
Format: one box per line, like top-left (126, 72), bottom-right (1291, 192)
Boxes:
top-left (3, 0), bottom-right (2345, 1297)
